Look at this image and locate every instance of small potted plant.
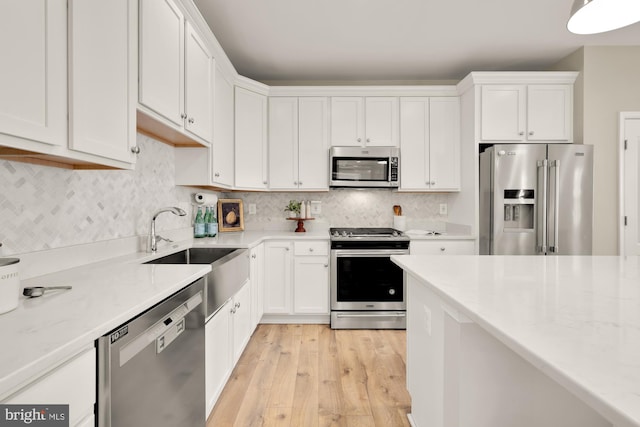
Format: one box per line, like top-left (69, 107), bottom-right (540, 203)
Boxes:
top-left (284, 200), bottom-right (301, 218)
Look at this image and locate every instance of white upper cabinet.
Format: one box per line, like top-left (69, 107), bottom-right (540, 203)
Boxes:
top-left (235, 87), bottom-right (267, 189)
top-left (330, 97), bottom-right (398, 147)
top-left (212, 64), bottom-right (235, 187)
top-left (184, 22), bottom-right (213, 142)
top-left (365, 97), bottom-right (399, 146)
top-left (138, 0), bottom-right (212, 145)
top-left (527, 85), bottom-right (572, 141)
top-left (480, 84), bottom-right (572, 143)
top-left (139, 0), bottom-right (184, 126)
top-left (298, 98), bottom-right (330, 189)
top-left (331, 97), bottom-right (364, 146)
top-left (269, 97), bottom-right (298, 190)
top-left (0, 0), bottom-right (67, 148)
top-left (0, 0), bottom-right (137, 168)
top-left (68, 0), bottom-right (136, 163)
top-left (429, 97), bottom-right (460, 190)
top-left (400, 97), bottom-right (460, 191)
top-left (269, 97), bottom-right (329, 190)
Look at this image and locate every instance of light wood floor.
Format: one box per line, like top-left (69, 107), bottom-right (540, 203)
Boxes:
top-left (207, 324), bottom-right (411, 427)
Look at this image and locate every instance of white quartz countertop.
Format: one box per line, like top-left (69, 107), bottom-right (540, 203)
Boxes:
top-left (0, 261), bottom-right (211, 400)
top-left (0, 229), bottom-right (330, 399)
top-left (391, 255), bottom-right (640, 427)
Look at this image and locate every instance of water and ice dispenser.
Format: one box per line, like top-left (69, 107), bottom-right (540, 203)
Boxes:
top-left (502, 189), bottom-right (534, 230)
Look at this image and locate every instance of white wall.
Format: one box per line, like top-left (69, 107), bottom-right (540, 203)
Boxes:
top-left (553, 46), bottom-right (640, 254)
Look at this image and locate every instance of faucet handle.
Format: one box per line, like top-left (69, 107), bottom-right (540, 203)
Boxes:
top-left (156, 235), bottom-right (173, 244)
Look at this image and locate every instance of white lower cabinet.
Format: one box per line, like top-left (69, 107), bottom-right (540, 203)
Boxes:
top-left (263, 241), bottom-right (293, 314)
top-left (250, 243), bottom-right (265, 330)
top-left (2, 346), bottom-right (95, 427)
top-left (205, 280), bottom-right (253, 417)
top-left (263, 240), bottom-right (330, 321)
top-left (231, 281), bottom-right (252, 363)
top-left (410, 240), bottom-right (475, 255)
top-left (205, 300), bottom-right (231, 417)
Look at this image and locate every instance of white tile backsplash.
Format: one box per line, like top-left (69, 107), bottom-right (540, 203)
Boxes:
top-left (226, 189), bottom-right (451, 232)
top-left (0, 134), bottom-right (207, 256)
top-left (0, 134), bottom-right (456, 257)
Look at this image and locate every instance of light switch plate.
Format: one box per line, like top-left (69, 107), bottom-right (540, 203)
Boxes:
top-left (439, 203), bottom-right (448, 215)
top-left (248, 204), bottom-right (257, 215)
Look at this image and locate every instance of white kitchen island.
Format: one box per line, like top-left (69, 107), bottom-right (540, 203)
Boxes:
top-left (391, 255), bottom-right (640, 427)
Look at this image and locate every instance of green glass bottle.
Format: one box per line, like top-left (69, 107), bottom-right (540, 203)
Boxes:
top-left (194, 207), bottom-right (205, 238)
top-left (203, 206), bottom-right (211, 237)
top-left (210, 207), bottom-right (218, 237)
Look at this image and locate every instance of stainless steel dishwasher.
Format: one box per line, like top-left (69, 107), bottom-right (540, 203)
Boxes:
top-left (97, 278), bottom-right (205, 427)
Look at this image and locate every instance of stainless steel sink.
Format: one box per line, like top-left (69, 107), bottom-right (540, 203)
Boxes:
top-left (145, 247), bottom-right (249, 318)
top-left (146, 248), bottom-right (237, 265)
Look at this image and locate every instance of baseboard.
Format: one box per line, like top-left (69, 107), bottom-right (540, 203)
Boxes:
top-left (260, 314), bottom-right (330, 324)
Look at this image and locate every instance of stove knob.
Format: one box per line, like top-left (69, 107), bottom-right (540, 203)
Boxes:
top-left (392, 230), bottom-right (398, 237)
top-left (341, 231), bottom-right (348, 237)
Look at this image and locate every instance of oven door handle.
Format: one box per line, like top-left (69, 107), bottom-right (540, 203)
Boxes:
top-left (332, 249), bottom-right (409, 257)
top-left (336, 312), bottom-right (406, 318)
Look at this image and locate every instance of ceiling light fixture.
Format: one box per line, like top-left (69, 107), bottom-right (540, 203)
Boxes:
top-left (567, 0), bottom-right (640, 34)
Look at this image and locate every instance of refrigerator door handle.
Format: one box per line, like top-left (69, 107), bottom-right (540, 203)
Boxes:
top-left (537, 159), bottom-right (548, 254)
top-left (549, 160), bottom-right (560, 253)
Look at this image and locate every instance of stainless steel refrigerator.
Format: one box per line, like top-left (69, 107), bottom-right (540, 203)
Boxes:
top-left (479, 144), bottom-right (593, 255)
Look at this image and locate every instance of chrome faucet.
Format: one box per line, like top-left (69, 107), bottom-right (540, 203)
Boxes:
top-left (150, 207), bottom-right (187, 252)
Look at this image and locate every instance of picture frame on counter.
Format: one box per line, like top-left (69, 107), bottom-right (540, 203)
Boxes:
top-left (218, 199), bottom-right (244, 232)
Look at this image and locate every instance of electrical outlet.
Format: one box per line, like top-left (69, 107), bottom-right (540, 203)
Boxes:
top-left (248, 204), bottom-right (257, 215)
top-left (310, 201), bottom-right (321, 215)
top-left (439, 203), bottom-right (448, 215)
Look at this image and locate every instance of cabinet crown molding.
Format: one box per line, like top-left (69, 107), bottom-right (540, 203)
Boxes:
top-left (268, 85), bottom-right (458, 97)
top-left (235, 75), bottom-right (270, 96)
top-left (456, 71), bottom-right (579, 95)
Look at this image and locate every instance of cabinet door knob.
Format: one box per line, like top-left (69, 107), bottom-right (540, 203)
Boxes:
top-left (529, 131), bottom-right (534, 136)
top-left (431, 181), bottom-right (436, 185)
top-left (366, 138), bottom-right (370, 143)
top-left (299, 181), bottom-right (303, 186)
top-left (440, 247), bottom-right (446, 251)
top-left (518, 131), bottom-right (524, 136)
top-left (214, 172), bottom-right (220, 177)
top-left (235, 302), bottom-right (241, 308)
top-left (130, 146), bottom-right (140, 154)
top-left (263, 181), bottom-right (268, 185)
top-left (324, 264), bottom-right (328, 268)
top-left (230, 307), bottom-right (236, 314)
top-left (188, 117), bottom-right (195, 124)
top-left (181, 113), bottom-right (187, 119)
top-left (285, 247), bottom-right (290, 251)
top-left (309, 248), bottom-right (314, 252)
top-left (357, 138), bottom-right (361, 142)
top-left (252, 254), bottom-right (256, 259)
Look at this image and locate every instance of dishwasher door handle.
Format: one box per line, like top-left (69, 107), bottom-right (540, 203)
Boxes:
top-left (119, 291), bottom-right (203, 367)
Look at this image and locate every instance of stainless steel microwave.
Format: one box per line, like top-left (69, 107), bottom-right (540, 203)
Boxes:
top-left (329, 146), bottom-right (399, 188)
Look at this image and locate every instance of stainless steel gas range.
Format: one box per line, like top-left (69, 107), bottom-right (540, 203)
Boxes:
top-left (329, 227), bottom-right (409, 329)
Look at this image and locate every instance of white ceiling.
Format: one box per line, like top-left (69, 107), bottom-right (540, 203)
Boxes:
top-left (193, 0), bottom-right (640, 84)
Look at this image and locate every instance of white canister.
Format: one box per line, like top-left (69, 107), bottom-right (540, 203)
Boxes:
top-left (0, 258), bottom-right (20, 314)
top-left (393, 215), bottom-right (407, 231)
